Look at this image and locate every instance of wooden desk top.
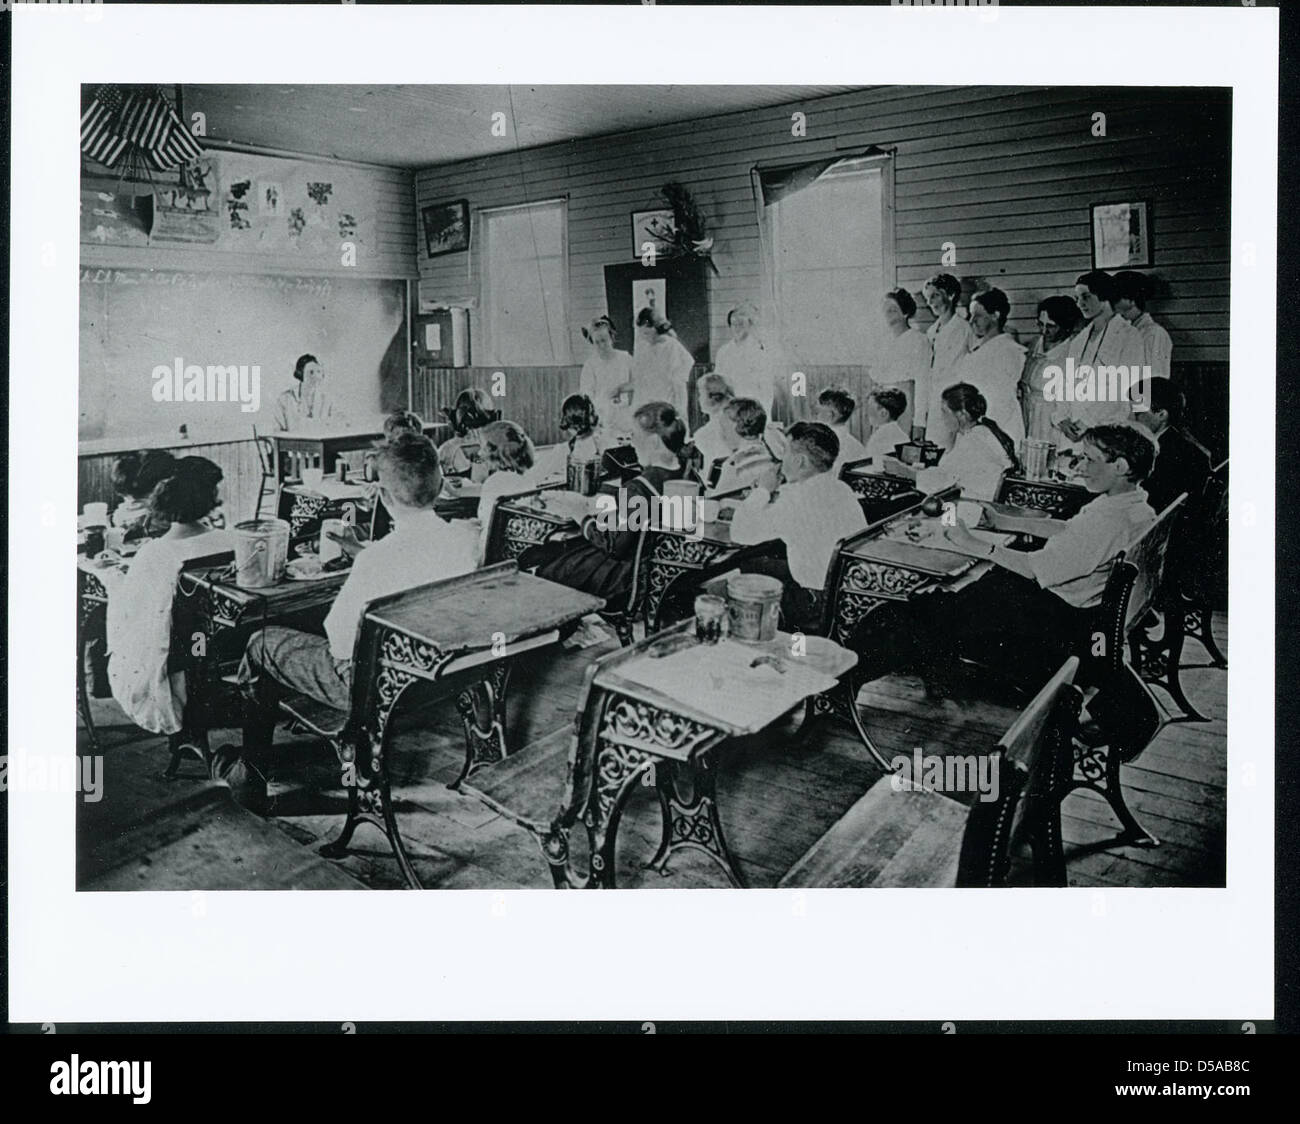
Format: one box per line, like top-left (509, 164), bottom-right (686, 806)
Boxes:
top-left (594, 621), bottom-right (855, 750)
top-left (367, 562), bottom-right (604, 649)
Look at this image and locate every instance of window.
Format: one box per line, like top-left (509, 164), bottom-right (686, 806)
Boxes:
top-left (760, 156), bottom-right (893, 366)
top-left (477, 199), bottom-right (570, 366)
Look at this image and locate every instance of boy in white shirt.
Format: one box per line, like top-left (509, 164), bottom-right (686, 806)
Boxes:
top-left (862, 388), bottom-right (910, 464)
top-left (224, 434), bottom-right (478, 810)
top-left (729, 422), bottom-right (868, 630)
top-left (813, 387), bottom-right (870, 471)
top-left (851, 424), bottom-right (1157, 689)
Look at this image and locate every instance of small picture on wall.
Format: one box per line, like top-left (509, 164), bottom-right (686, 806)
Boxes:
top-left (633, 279), bottom-right (667, 324)
top-left (422, 199), bottom-right (471, 258)
top-left (259, 181), bottom-right (282, 216)
top-left (1090, 200), bottom-right (1153, 269)
top-left (631, 208), bottom-right (676, 259)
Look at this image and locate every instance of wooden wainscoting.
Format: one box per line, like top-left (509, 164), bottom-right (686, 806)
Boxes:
top-left (414, 366), bottom-right (582, 447)
top-left (78, 438), bottom-right (266, 525)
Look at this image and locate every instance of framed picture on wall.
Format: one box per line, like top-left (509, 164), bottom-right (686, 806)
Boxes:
top-left (422, 198), bottom-right (470, 258)
top-left (631, 208), bottom-right (676, 259)
top-left (1090, 200), bottom-right (1153, 269)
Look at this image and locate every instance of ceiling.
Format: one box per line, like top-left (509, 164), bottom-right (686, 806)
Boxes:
top-left (183, 85), bottom-right (860, 169)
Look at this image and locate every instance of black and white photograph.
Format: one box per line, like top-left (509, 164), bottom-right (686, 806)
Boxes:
top-left (8, 4), bottom-right (1279, 1037)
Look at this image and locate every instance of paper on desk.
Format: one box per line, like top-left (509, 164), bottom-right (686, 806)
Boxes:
top-left (616, 641), bottom-right (839, 733)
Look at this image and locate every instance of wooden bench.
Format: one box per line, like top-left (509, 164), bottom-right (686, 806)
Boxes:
top-left (779, 657), bottom-right (1082, 888)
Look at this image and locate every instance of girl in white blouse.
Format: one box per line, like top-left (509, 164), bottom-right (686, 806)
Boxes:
top-left (956, 287), bottom-right (1027, 447)
top-left (106, 457), bottom-right (233, 735)
top-left (474, 420), bottom-right (546, 564)
top-left (713, 302), bottom-right (784, 417)
top-left (873, 288), bottom-right (933, 436)
top-left (916, 383), bottom-right (1018, 502)
top-left (922, 274), bottom-right (975, 450)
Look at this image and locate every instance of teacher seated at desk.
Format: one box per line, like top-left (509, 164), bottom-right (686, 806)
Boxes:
top-left (850, 424), bottom-right (1157, 691)
top-left (906, 383), bottom-right (1019, 502)
top-left (728, 421), bottom-right (868, 632)
top-left (273, 353), bottom-right (341, 432)
top-left (222, 434), bottom-right (478, 812)
top-left (106, 457), bottom-right (232, 736)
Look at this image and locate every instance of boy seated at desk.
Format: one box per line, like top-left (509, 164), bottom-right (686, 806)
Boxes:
top-left (710, 397), bottom-right (783, 496)
top-left (862, 388), bottom-right (910, 465)
top-left (850, 423), bottom-right (1157, 689)
top-left (728, 421), bottom-right (868, 631)
top-left (106, 457), bottom-right (232, 736)
top-left (813, 387), bottom-right (869, 471)
top-left (220, 434), bottom-right (478, 811)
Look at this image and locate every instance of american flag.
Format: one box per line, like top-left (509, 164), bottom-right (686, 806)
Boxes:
top-left (80, 85), bottom-right (204, 171)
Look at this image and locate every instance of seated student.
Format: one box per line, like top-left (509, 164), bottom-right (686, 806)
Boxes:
top-left (106, 457), bottom-right (233, 735)
top-left (382, 408), bottom-right (424, 443)
top-left (222, 435), bottom-right (478, 809)
top-left (813, 387), bottom-right (869, 470)
top-left (523, 402), bottom-right (689, 602)
top-left (728, 421), bottom-right (868, 631)
top-left (689, 373), bottom-right (735, 481)
top-left (862, 388), bottom-right (911, 463)
top-left (851, 424), bottom-right (1157, 688)
top-left (1132, 378), bottom-right (1210, 516)
top-left (534, 394), bottom-right (603, 483)
top-left (710, 397), bottom-right (782, 496)
top-left (475, 420), bottom-right (545, 563)
top-left (110, 449), bottom-right (177, 537)
top-left (913, 383), bottom-right (1018, 502)
top-left (437, 387), bottom-right (500, 482)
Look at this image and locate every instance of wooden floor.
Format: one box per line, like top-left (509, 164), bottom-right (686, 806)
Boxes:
top-left (77, 615), bottom-right (1228, 891)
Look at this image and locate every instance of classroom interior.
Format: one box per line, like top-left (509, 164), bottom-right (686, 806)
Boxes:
top-left (77, 84), bottom-right (1229, 891)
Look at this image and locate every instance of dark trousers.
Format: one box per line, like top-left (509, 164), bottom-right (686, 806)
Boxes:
top-left (851, 568), bottom-right (1087, 687)
top-left (236, 626), bottom-right (352, 757)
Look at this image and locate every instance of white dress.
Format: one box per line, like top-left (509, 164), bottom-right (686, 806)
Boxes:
top-left (1053, 313), bottom-right (1146, 448)
top-left (713, 336), bottom-right (784, 416)
top-left (579, 348), bottom-right (635, 437)
top-left (925, 315), bottom-right (975, 447)
top-left (955, 332), bottom-right (1027, 446)
top-left (631, 335), bottom-right (694, 418)
top-left (690, 417), bottom-right (731, 471)
top-left (873, 327), bottom-right (933, 428)
top-left (106, 529), bottom-right (233, 735)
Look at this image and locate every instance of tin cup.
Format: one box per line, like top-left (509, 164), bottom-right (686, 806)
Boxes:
top-left (694, 594), bottom-right (728, 644)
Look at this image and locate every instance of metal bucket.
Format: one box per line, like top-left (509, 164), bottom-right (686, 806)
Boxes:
top-left (726, 574), bottom-right (783, 643)
top-left (233, 518), bottom-right (290, 589)
top-left (567, 455), bottom-right (601, 497)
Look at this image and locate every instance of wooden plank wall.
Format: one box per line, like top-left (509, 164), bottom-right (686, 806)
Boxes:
top-left (415, 84), bottom-right (1230, 381)
top-left (78, 439), bottom-right (266, 526)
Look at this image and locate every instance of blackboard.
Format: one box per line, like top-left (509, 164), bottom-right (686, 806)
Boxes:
top-left (79, 267), bottom-right (408, 442)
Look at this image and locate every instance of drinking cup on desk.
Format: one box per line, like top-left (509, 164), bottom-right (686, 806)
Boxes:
top-left (301, 467), bottom-right (324, 490)
top-left (319, 518), bottom-right (345, 564)
top-left (1023, 440), bottom-right (1055, 481)
top-left (104, 527), bottom-right (126, 553)
top-left (82, 502), bottom-right (109, 527)
top-left (698, 498), bottom-right (721, 524)
top-left (694, 595), bottom-right (728, 645)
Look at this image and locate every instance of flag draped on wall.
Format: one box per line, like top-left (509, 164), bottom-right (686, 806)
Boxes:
top-left (80, 85), bottom-right (203, 172)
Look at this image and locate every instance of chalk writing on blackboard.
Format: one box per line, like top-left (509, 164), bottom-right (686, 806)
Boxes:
top-left (80, 269), bottom-right (335, 297)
